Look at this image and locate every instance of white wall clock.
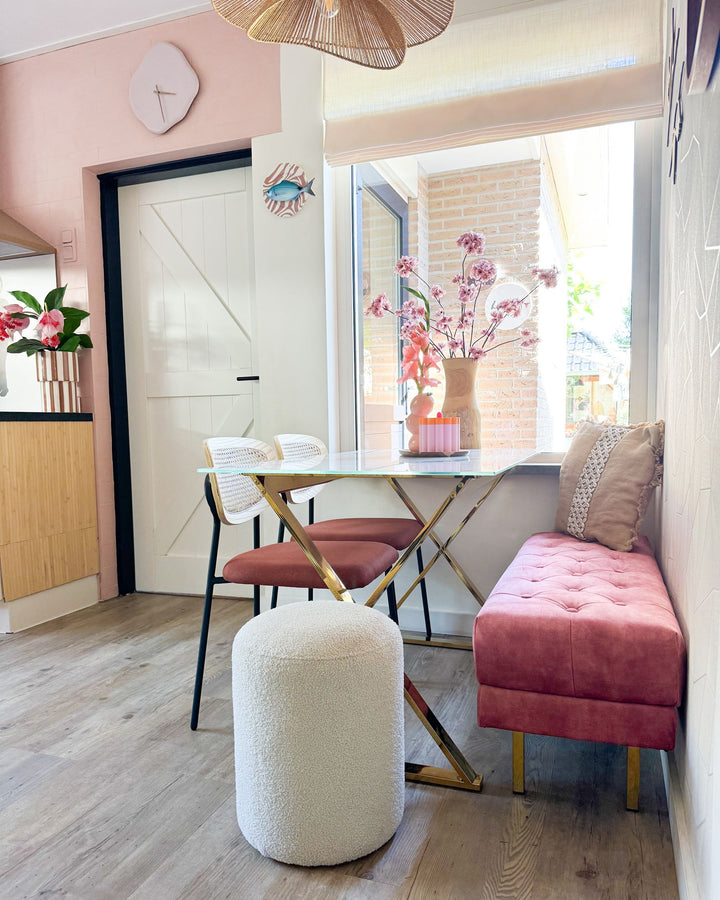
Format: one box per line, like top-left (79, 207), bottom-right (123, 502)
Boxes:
top-left (129, 42), bottom-right (199, 135)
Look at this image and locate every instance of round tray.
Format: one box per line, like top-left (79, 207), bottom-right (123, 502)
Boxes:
top-left (398, 449), bottom-right (469, 458)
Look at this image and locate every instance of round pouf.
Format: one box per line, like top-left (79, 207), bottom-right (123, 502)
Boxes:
top-left (232, 601), bottom-right (405, 866)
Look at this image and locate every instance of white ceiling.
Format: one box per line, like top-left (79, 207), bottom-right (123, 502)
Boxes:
top-left (0, 0), bottom-right (556, 64)
top-left (0, 1), bottom-right (210, 63)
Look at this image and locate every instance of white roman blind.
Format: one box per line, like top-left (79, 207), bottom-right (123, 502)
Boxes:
top-left (324, 0), bottom-right (664, 164)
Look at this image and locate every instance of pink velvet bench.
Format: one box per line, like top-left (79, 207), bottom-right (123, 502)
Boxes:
top-left (473, 532), bottom-right (686, 809)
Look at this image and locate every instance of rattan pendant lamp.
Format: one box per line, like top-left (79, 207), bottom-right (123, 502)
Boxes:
top-left (211, 0), bottom-right (454, 69)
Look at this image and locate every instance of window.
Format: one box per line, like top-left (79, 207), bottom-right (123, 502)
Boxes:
top-left (352, 121), bottom-right (646, 452)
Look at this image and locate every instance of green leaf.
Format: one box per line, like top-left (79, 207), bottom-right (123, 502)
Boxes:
top-left (402, 286), bottom-right (427, 302)
top-left (9, 311), bottom-right (38, 320)
top-left (44, 286), bottom-right (67, 311)
top-left (6, 337), bottom-right (47, 355)
top-left (58, 307), bottom-right (89, 336)
top-left (76, 334), bottom-right (93, 349)
top-left (9, 290), bottom-right (42, 314)
top-left (58, 335), bottom-right (81, 352)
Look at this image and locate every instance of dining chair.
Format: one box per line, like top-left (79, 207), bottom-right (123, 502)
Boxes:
top-left (192, 436), bottom-right (400, 731)
top-left (192, 436), bottom-right (275, 730)
top-left (272, 433), bottom-right (433, 639)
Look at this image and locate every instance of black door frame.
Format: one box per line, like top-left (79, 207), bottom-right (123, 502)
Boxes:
top-left (99, 148), bottom-right (252, 595)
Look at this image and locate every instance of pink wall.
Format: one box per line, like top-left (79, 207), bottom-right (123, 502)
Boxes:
top-left (0, 12), bottom-right (281, 599)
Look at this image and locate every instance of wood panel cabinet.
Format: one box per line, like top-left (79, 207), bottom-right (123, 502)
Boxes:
top-left (0, 416), bottom-right (99, 602)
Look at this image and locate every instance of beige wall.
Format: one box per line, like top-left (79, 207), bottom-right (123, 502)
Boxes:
top-left (657, 2), bottom-right (720, 897)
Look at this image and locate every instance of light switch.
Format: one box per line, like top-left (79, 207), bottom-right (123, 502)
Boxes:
top-left (60, 227), bottom-right (77, 263)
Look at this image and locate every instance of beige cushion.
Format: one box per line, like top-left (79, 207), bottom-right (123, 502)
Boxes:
top-left (555, 420), bottom-right (664, 551)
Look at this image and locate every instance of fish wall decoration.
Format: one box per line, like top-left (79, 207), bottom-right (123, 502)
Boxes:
top-left (263, 163), bottom-right (315, 217)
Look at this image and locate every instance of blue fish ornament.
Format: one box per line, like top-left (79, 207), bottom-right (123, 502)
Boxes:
top-left (264, 178), bottom-right (315, 202)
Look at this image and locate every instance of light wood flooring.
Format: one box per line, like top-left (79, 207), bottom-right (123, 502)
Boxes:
top-left (0, 593), bottom-right (679, 900)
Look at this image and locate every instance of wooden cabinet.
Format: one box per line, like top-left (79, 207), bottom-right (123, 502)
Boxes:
top-left (0, 415), bottom-right (99, 602)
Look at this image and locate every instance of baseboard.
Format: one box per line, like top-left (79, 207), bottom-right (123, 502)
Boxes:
top-left (662, 751), bottom-right (702, 900)
top-left (0, 576), bottom-right (99, 632)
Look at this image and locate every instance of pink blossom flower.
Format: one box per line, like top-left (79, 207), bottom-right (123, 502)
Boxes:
top-left (458, 283), bottom-right (474, 303)
top-left (451, 273), bottom-right (466, 285)
top-left (366, 293), bottom-right (392, 318)
top-left (42, 333), bottom-right (60, 349)
top-left (394, 256), bottom-right (419, 277)
top-left (448, 338), bottom-right (463, 352)
top-left (520, 328), bottom-right (532, 338)
top-left (430, 285), bottom-right (446, 300)
top-left (408, 327), bottom-right (430, 351)
top-left (433, 313), bottom-right (453, 331)
top-left (456, 231), bottom-right (486, 256)
top-left (38, 308), bottom-right (64, 342)
top-left (532, 266), bottom-right (559, 289)
top-left (470, 259), bottom-right (497, 285)
top-left (459, 310), bottom-right (475, 328)
top-left (423, 348), bottom-right (442, 371)
top-left (3, 303), bottom-right (30, 332)
top-left (520, 334), bottom-right (540, 348)
top-left (468, 346), bottom-right (487, 359)
top-left (417, 375), bottom-right (441, 388)
top-left (396, 299), bottom-right (424, 323)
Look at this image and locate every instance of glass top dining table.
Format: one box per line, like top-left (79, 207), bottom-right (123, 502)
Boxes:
top-left (199, 446), bottom-right (537, 480)
top-left (199, 444), bottom-right (540, 794)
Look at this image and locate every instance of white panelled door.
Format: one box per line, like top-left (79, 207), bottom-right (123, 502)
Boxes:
top-left (119, 168), bottom-right (257, 594)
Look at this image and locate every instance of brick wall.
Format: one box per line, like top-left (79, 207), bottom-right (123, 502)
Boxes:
top-left (421, 160), bottom-right (544, 450)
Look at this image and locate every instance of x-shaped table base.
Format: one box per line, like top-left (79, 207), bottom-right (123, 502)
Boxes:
top-left (250, 469), bottom-right (510, 792)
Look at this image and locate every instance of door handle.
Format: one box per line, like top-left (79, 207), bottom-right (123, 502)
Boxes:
top-left (236, 376), bottom-right (260, 382)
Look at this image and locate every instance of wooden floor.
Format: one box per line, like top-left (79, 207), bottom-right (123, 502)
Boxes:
top-left (0, 594), bottom-right (679, 900)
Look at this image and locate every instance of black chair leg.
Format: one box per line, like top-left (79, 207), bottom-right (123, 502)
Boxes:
top-left (253, 516), bottom-right (261, 617)
top-left (386, 571), bottom-right (399, 625)
top-left (307, 500), bottom-right (314, 601)
top-left (191, 516), bottom-right (221, 731)
top-left (417, 547), bottom-right (432, 641)
top-left (271, 519), bottom-right (285, 609)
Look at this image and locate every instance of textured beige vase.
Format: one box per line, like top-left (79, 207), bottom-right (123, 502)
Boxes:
top-left (35, 351), bottom-right (81, 413)
top-left (441, 358), bottom-right (481, 449)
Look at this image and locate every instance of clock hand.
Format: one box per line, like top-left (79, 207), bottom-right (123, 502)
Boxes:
top-left (153, 84), bottom-right (166, 122)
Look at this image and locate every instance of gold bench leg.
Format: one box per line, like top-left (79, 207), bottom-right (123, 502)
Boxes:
top-left (512, 731), bottom-right (525, 793)
top-left (626, 746), bottom-right (640, 811)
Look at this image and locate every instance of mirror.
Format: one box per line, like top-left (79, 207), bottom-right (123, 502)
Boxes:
top-left (0, 254), bottom-right (58, 411)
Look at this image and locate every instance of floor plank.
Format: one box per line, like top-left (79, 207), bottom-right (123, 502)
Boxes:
top-left (0, 593), bottom-right (679, 899)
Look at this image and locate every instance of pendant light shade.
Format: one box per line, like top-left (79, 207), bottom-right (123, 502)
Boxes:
top-left (211, 0), bottom-right (454, 69)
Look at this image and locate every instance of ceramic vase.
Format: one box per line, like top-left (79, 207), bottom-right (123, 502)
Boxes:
top-left (441, 357), bottom-right (481, 449)
top-left (35, 351), bottom-right (81, 413)
top-left (405, 391), bottom-right (434, 452)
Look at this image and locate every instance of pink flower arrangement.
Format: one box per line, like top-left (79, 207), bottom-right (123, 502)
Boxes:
top-left (0, 286), bottom-right (92, 355)
top-left (366, 230), bottom-right (558, 395)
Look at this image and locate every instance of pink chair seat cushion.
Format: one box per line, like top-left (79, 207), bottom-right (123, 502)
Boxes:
top-left (473, 532), bottom-right (685, 707)
top-left (223, 540), bottom-right (398, 590)
top-left (305, 518), bottom-right (423, 550)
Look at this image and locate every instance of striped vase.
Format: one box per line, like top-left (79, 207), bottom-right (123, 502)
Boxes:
top-left (35, 351), bottom-right (81, 413)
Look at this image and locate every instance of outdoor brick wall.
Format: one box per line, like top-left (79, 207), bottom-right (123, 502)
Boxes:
top-left (362, 156), bottom-right (565, 451)
top-left (421, 160), bottom-right (544, 450)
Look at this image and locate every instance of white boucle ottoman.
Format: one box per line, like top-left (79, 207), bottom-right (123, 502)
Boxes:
top-left (232, 601), bottom-right (405, 866)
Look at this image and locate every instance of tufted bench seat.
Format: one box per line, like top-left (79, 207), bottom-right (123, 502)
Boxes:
top-left (473, 532), bottom-right (686, 809)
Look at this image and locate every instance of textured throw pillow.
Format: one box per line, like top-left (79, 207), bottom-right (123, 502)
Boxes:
top-left (555, 420), bottom-right (664, 552)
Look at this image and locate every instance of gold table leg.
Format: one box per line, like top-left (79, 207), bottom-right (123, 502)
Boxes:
top-left (388, 472), bottom-right (509, 612)
top-left (626, 746), bottom-right (640, 811)
top-left (253, 473), bottom-right (484, 793)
